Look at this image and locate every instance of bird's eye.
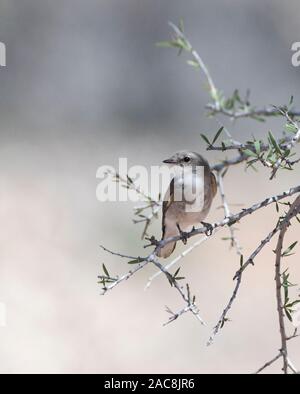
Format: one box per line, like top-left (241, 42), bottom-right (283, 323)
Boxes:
top-left (183, 156), bottom-right (191, 162)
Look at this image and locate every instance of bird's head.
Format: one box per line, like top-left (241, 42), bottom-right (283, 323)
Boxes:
top-left (163, 150), bottom-right (209, 168)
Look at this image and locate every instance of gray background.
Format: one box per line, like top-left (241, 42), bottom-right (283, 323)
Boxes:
top-left (0, 0), bottom-right (299, 373)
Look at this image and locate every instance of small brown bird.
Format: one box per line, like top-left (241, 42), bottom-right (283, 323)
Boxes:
top-left (157, 151), bottom-right (217, 258)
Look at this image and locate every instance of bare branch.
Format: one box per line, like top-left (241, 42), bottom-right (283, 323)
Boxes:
top-left (254, 352), bottom-right (282, 374)
top-left (168, 22), bottom-right (219, 108)
top-left (206, 102), bottom-right (300, 120)
top-left (151, 257), bottom-right (205, 325)
top-left (207, 270), bottom-right (243, 346)
top-left (155, 185), bottom-right (300, 254)
top-left (145, 227), bottom-right (224, 290)
top-left (208, 196), bottom-right (300, 346)
top-left (216, 171), bottom-right (242, 256)
top-left (270, 110), bottom-right (300, 179)
top-left (274, 195), bottom-right (300, 373)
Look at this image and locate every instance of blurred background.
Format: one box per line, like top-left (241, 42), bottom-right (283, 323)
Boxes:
top-left (0, 0), bottom-right (300, 374)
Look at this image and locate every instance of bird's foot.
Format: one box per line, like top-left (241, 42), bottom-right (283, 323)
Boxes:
top-left (176, 223), bottom-right (188, 245)
top-left (201, 221), bottom-right (214, 236)
top-left (144, 235), bottom-right (160, 248)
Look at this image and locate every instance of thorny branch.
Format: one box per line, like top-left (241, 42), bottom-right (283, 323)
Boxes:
top-left (216, 170), bottom-right (242, 257)
top-left (99, 21), bottom-right (300, 374)
top-left (274, 196), bottom-right (300, 373)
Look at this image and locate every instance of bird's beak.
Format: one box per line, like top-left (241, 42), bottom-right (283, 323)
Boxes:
top-left (163, 158), bottom-right (177, 164)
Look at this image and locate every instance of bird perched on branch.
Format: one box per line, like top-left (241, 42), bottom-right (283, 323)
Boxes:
top-left (157, 151), bottom-right (217, 258)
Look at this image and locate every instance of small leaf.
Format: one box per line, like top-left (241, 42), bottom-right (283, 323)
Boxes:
top-left (212, 127), bottom-right (224, 145)
top-left (243, 149), bottom-right (257, 158)
top-left (240, 255), bottom-right (244, 268)
top-left (268, 131), bottom-right (282, 155)
top-left (156, 40), bottom-right (175, 48)
top-left (282, 241), bottom-right (298, 257)
top-left (200, 134), bottom-right (211, 146)
top-left (187, 60), bottom-right (200, 68)
top-left (254, 140), bottom-right (261, 155)
top-left (128, 258), bottom-right (143, 264)
top-left (179, 18), bottom-right (184, 33)
top-left (102, 264), bottom-right (109, 277)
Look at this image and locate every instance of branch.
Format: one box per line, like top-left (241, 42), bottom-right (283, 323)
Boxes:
top-left (206, 102), bottom-right (300, 120)
top-left (151, 257), bottom-right (205, 325)
top-left (154, 185), bottom-right (300, 255)
top-left (216, 170), bottom-right (242, 256)
top-left (208, 195), bottom-right (300, 346)
top-left (254, 353), bottom-right (282, 374)
top-left (145, 227), bottom-right (224, 290)
top-left (168, 22), bottom-right (219, 108)
top-left (211, 152), bottom-right (248, 172)
top-left (100, 246), bottom-right (205, 325)
top-left (270, 110), bottom-right (300, 179)
top-left (274, 195), bottom-right (300, 373)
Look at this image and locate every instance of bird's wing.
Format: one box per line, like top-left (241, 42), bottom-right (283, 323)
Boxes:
top-left (162, 178), bottom-right (175, 239)
top-left (210, 171), bottom-right (218, 198)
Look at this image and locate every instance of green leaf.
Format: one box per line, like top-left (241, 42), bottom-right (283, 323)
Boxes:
top-left (285, 300), bottom-right (300, 308)
top-left (282, 241), bottom-right (298, 257)
top-left (179, 18), bottom-right (184, 33)
top-left (128, 258), bottom-right (143, 264)
top-left (240, 255), bottom-right (244, 268)
top-left (156, 40), bottom-right (174, 48)
top-left (285, 308), bottom-right (293, 322)
top-left (212, 127), bottom-right (224, 145)
top-left (243, 149), bottom-right (257, 158)
top-left (284, 123), bottom-right (298, 134)
top-left (102, 264), bottom-right (109, 277)
top-left (254, 140), bottom-right (261, 155)
top-left (200, 134), bottom-right (211, 146)
top-left (268, 131), bottom-right (282, 155)
top-left (174, 267), bottom-right (181, 278)
top-left (187, 59), bottom-right (200, 68)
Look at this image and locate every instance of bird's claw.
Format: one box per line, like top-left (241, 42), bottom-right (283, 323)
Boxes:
top-left (201, 221), bottom-right (214, 236)
top-left (144, 235), bottom-right (160, 248)
top-left (176, 223), bottom-right (188, 245)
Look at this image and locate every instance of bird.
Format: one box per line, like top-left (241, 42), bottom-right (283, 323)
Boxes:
top-left (157, 150), bottom-right (217, 258)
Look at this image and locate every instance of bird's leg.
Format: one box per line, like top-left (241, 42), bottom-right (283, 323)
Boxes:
top-left (176, 223), bottom-right (188, 245)
top-left (201, 221), bottom-right (214, 236)
top-left (144, 235), bottom-right (160, 248)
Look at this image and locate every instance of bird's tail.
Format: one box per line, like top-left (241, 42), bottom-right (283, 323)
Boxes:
top-left (157, 241), bottom-right (176, 258)
top-left (156, 226), bottom-right (177, 258)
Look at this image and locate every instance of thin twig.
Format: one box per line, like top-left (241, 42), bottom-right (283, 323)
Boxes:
top-left (206, 103), bottom-right (300, 120)
top-left (151, 257), bottom-right (205, 325)
top-left (216, 171), bottom-right (242, 256)
top-left (168, 22), bottom-right (219, 108)
top-left (155, 185), bottom-right (300, 255)
top-left (145, 227), bottom-right (224, 290)
top-left (270, 110), bottom-right (300, 179)
top-left (274, 195), bottom-right (300, 373)
top-left (208, 198), bottom-right (300, 346)
top-left (254, 352), bottom-right (282, 374)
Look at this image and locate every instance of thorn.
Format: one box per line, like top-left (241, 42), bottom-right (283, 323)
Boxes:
top-left (201, 221), bottom-right (214, 236)
top-left (176, 223), bottom-right (188, 245)
top-left (144, 235), bottom-right (160, 248)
